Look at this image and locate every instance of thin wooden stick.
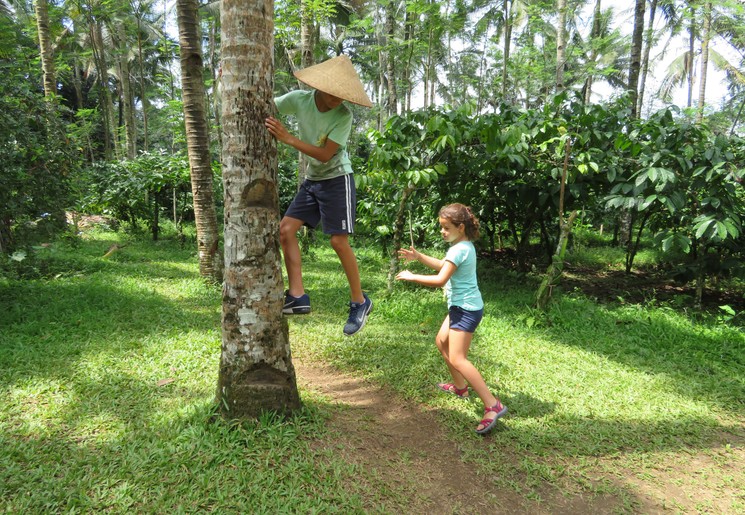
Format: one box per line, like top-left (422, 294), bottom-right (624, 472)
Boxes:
top-left (408, 210), bottom-right (415, 248)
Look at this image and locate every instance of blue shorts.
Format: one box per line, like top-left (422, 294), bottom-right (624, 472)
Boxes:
top-left (284, 175), bottom-right (356, 235)
top-left (449, 306), bottom-right (484, 333)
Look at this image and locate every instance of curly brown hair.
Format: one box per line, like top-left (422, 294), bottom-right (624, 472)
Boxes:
top-left (439, 203), bottom-right (480, 241)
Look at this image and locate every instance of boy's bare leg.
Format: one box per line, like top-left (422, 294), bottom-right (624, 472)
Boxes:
top-left (330, 234), bottom-right (364, 303)
top-left (279, 216), bottom-right (305, 297)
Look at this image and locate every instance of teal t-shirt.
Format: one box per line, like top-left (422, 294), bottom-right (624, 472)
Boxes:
top-left (274, 90), bottom-right (353, 180)
top-left (444, 241), bottom-right (484, 311)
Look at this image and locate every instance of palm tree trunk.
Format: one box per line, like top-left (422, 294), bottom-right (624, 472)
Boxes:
top-left (385, 0), bottom-right (398, 117)
top-left (403, 7), bottom-right (414, 112)
top-left (298, 0), bottom-right (314, 186)
top-left (501, 0), bottom-right (513, 100)
top-left (556, 0), bottom-right (567, 92)
top-left (208, 19), bottom-right (221, 156)
top-left (584, 0), bottom-right (602, 104)
top-left (35, 0), bottom-right (56, 98)
top-left (696, 1), bottom-right (711, 124)
top-left (218, 0), bottom-right (301, 418)
top-left (628, 0), bottom-right (646, 118)
top-left (686, 6), bottom-right (695, 109)
top-left (91, 21), bottom-right (116, 160)
top-left (176, 0), bottom-right (222, 282)
top-left (637, 0), bottom-right (657, 116)
top-left (115, 24), bottom-right (137, 159)
top-left (137, 17), bottom-right (150, 152)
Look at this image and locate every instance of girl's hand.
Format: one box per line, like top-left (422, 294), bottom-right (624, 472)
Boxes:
top-left (265, 117), bottom-right (292, 144)
top-left (395, 270), bottom-right (415, 281)
top-left (397, 246), bottom-right (418, 262)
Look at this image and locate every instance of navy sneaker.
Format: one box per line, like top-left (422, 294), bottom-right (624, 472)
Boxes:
top-left (283, 291), bottom-right (311, 314)
top-left (343, 293), bottom-right (372, 336)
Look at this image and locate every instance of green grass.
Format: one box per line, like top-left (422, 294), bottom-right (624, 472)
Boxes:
top-left (1, 229), bottom-right (743, 512)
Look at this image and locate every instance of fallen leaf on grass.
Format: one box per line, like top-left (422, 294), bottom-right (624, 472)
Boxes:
top-left (157, 378), bottom-right (176, 387)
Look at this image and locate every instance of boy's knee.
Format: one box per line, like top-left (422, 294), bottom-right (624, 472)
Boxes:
top-left (279, 219), bottom-right (298, 242)
top-left (329, 234), bottom-right (350, 251)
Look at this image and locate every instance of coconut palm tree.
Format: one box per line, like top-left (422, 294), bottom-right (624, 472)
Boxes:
top-left (176, 0), bottom-right (222, 282)
top-left (35, 0), bottom-right (56, 98)
top-left (629, 0), bottom-right (646, 118)
top-left (217, 0), bottom-right (301, 418)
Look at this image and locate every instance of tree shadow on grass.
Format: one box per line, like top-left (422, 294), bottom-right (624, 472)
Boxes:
top-left (475, 263), bottom-right (745, 419)
top-left (1, 280), bottom-right (218, 367)
top-left (305, 298), bottom-right (743, 461)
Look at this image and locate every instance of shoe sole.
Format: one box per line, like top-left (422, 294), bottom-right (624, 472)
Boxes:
top-left (283, 306), bottom-right (311, 315)
top-left (437, 383), bottom-right (469, 398)
top-left (343, 299), bottom-right (373, 336)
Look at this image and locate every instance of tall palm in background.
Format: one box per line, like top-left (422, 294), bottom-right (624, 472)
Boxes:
top-left (35, 0), bottom-right (56, 98)
top-left (176, 0), bottom-right (222, 281)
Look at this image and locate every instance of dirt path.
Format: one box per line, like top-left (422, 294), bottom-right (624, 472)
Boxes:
top-left (294, 359), bottom-right (624, 514)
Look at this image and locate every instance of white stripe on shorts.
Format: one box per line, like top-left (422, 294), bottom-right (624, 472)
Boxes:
top-left (345, 174), bottom-right (354, 233)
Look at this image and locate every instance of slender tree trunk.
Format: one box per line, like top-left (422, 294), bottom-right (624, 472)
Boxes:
top-left (176, 0), bottom-right (223, 282)
top-left (628, 0), bottom-right (645, 118)
top-left (637, 0), bottom-right (657, 116)
top-left (696, 1), bottom-right (711, 124)
top-left (687, 9), bottom-right (695, 108)
top-left (218, 0), bottom-right (301, 418)
top-left (137, 17), bottom-right (150, 152)
top-left (209, 20), bottom-right (222, 157)
top-left (385, 0), bottom-right (398, 117)
top-left (116, 24), bottom-right (137, 159)
top-left (386, 186), bottom-right (413, 291)
top-left (584, 0), bottom-right (602, 104)
top-left (298, 0), bottom-right (314, 186)
top-left (91, 22), bottom-right (116, 160)
top-left (477, 20), bottom-right (489, 112)
top-left (35, 0), bottom-right (56, 98)
top-left (300, 0), bottom-right (314, 69)
top-left (501, 0), bottom-right (513, 100)
top-left (556, 0), bottom-right (567, 92)
top-left (403, 7), bottom-right (414, 112)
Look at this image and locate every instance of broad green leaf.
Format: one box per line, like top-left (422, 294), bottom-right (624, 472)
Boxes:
top-left (695, 219), bottom-right (715, 239)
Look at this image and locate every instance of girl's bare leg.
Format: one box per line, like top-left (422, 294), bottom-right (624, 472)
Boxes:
top-left (435, 317), bottom-right (467, 389)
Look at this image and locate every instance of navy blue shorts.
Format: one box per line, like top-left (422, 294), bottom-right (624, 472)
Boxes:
top-left (284, 175), bottom-right (356, 235)
top-left (448, 306), bottom-right (484, 333)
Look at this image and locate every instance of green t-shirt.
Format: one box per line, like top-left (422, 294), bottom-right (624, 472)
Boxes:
top-left (274, 90), bottom-right (354, 180)
top-left (444, 241), bottom-right (484, 311)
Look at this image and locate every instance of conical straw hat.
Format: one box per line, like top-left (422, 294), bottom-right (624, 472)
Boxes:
top-left (294, 55), bottom-right (373, 108)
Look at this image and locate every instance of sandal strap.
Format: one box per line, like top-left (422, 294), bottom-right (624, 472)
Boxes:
top-left (484, 402), bottom-right (503, 414)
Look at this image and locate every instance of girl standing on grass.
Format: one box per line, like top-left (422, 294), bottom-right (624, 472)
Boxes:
top-left (396, 203), bottom-right (507, 435)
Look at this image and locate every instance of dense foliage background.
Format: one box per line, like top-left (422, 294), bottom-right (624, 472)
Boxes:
top-left (1, 0), bottom-right (744, 308)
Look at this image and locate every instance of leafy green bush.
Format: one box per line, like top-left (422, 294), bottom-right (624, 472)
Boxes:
top-left (77, 151), bottom-right (218, 231)
top-left (0, 17), bottom-right (81, 252)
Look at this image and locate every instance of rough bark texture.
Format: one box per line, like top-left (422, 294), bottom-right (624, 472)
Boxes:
top-left (217, 0), bottom-right (301, 418)
top-left (637, 0), bottom-right (658, 115)
top-left (35, 0), bottom-right (56, 98)
top-left (556, 0), bottom-right (567, 92)
top-left (91, 22), bottom-right (116, 159)
top-left (116, 25), bottom-right (137, 159)
top-left (176, 0), bottom-right (223, 282)
top-left (628, 0), bottom-right (646, 118)
top-left (385, 0), bottom-right (397, 116)
top-left (696, 2), bottom-right (711, 124)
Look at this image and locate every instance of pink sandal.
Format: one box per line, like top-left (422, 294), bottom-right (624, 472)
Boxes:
top-left (475, 400), bottom-right (507, 435)
top-left (437, 382), bottom-right (469, 398)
